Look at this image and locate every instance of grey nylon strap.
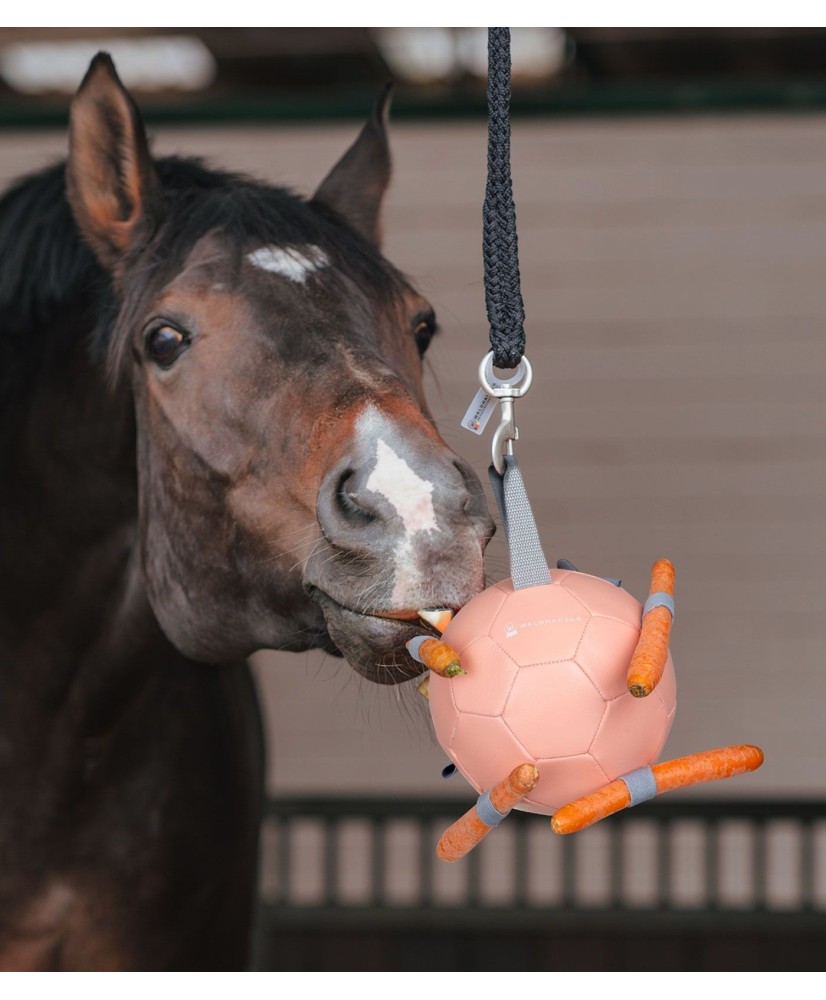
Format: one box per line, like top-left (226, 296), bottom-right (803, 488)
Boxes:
top-left (476, 789), bottom-right (510, 827)
top-left (644, 591), bottom-right (675, 619)
top-left (620, 766), bottom-right (658, 806)
top-left (489, 456), bottom-right (551, 590)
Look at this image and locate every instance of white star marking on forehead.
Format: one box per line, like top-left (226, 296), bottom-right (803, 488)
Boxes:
top-left (246, 245), bottom-right (329, 284)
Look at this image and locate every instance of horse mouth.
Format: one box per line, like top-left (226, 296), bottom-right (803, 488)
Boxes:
top-left (305, 586), bottom-right (437, 685)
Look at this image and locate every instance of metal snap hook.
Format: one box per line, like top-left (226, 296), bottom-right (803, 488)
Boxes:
top-left (477, 352), bottom-right (533, 474)
top-left (478, 351), bottom-right (533, 399)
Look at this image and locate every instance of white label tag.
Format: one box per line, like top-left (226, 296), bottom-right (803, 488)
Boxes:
top-left (461, 388), bottom-right (498, 435)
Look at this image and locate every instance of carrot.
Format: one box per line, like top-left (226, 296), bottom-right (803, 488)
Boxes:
top-left (437, 763), bottom-right (539, 862)
top-left (418, 608), bottom-right (454, 634)
top-left (551, 744), bottom-right (764, 834)
top-left (417, 675), bottom-right (430, 700)
top-left (410, 638), bottom-right (464, 678)
top-left (627, 558), bottom-right (675, 698)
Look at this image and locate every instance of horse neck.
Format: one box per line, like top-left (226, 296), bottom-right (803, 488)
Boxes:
top-left (0, 328), bottom-right (159, 716)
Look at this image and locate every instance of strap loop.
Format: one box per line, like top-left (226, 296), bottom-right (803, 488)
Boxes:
top-left (644, 591), bottom-right (676, 619)
top-left (476, 788), bottom-right (510, 827)
top-left (620, 766), bottom-right (658, 807)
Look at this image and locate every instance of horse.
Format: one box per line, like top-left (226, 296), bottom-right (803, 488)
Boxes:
top-left (0, 53), bottom-right (493, 971)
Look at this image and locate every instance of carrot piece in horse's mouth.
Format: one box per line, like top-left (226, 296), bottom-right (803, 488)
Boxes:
top-left (372, 609), bottom-right (421, 622)
top-left (418, 608), bottom-right (454, 634)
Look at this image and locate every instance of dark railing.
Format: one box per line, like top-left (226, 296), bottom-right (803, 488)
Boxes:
top-left (257, 796), bottom-right (826, 930)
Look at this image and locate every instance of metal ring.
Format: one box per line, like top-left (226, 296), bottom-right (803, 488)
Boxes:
top-left (478, 351), bottom-right (533, 398)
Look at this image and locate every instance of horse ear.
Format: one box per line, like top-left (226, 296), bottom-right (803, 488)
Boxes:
top-left (312, 84), bottom-right (393, 247)
top-left (66, 53), bottom-right (163, 273)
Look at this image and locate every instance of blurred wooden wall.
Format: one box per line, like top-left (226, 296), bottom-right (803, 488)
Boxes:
top-left (3, 110), bottom-right (824, 804)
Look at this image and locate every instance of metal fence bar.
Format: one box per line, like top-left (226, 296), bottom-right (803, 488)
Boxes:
top-left (371, 817), bottom-right (386, 908)
top-left (513, 819), bottom-right (528, 908)
top-left (753, 817), bottom-right (767, 911)
top-left (561, 832), bottom-right (575, 908)
top-left (323, 816), bottom-right (337, 907)
top-left (419, 815), bottom-right (433, 907)
top-left (800, 817), bottom-right (815, 912)
top-left (262, 797), bottom-right (826, 920)
top-left (610, 823), bottom-right (623, 908)
top-left (657, 816), bottom-right (670, 910)
top-left (276, 816), bottom-right (290, 906)
top-left (705, 818), bottom-right (720, 910)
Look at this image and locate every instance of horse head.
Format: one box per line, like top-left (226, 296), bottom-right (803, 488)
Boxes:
top-left (66, 54), bottom-right (494, 684)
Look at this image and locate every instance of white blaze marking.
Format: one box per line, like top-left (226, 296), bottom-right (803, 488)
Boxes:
top-left (246, 244), bottom-right (329, 283)
top-left (366, 439), bottom-right (438, 535)
top-left (365, 438), bottom-right (440, 605)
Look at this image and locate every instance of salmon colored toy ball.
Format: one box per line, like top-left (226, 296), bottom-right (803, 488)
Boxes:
top-left (409, 558), bottom-right (764, 862)
top-left (430, 569), bottom-right (676, 817)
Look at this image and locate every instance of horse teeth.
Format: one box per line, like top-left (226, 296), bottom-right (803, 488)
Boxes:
top-left (418, 608), bottom-right (454, 634)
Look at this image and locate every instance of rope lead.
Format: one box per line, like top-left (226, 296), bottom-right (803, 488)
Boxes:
top-left (483, 27), bottom-right (526, 371)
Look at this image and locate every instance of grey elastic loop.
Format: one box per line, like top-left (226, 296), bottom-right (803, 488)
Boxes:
top-left (620, 766), bottom-right (658, 807)
top-left (407, 635), bottom-right (430, 664)
top-left (476, 789), bottom-right (510, 827)
top-left (644, 592), bottom-right (675, 619)
top-left (489, 455), bottom-right (551, 590)
top-left (559, 559), bottom-right (621, 588)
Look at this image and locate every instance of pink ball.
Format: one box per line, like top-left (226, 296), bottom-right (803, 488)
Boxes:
top-left (429, 570), bottom-right (677, 815)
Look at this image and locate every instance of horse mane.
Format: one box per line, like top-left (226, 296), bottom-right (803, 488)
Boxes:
top-left (0, 155), bottom-right (405, 405)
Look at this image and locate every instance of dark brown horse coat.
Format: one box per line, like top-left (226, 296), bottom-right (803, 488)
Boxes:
top-left (0, 56), bottom-right (492, 969)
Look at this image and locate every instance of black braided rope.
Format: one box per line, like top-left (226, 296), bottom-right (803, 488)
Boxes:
top-left (483, 27), bottom-right (526, 370)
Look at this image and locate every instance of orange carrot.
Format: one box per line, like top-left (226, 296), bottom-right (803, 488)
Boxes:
top-left (414, 638), bottom-right (464, 678)
top-left (551, 744), bottom-right (764, 834)
top-left (437, 763), bottom-right (539, 862)
top-left (418, 608), bottom-right (454, 634)
top-left (627, 558), bottom-right (675, 698)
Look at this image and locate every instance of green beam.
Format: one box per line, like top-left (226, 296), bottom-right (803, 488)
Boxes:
top-left (3, 77), bottom-right (826, 131)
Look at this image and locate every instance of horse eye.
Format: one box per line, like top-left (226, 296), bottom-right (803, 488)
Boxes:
top-left (146, 325), bottom-right (188, 367)
top-left (414, 316), bottom-right (437, 356)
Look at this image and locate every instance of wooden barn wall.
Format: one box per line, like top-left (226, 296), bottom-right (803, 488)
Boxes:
top-left (2, 111), bottom-right (824, 810)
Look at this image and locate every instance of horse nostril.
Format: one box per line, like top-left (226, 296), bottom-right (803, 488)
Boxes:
top-left (336, 470), bottom-right (376, 524)
top-left (453, 459), bottom-right (477, 511)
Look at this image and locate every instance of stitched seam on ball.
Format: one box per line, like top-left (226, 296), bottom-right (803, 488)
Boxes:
top-left (557, 581), bottom-right (592, 616)
top-left (488, 633), bottom-right (582, 669)
top-left (590, 748), bottom-right (612, 783)
top-left (501, 716), bottom-right (538, 762)
top-left (587, 700), bottom-right (611, 757)
top-left (499, 659), bottom-right (522, 717)
top-left (571, 612), bottom-right (594, 662)
top-left (590, 612), bottom-right (642, 630)
top-left (575, 617), bottom-right (640, 700)
top-left (570, 656), bottom-right (608, 701)
top-left (452, 593), bottom-right (509, 654)
top-left (449, 635), bottom-right (495, 716)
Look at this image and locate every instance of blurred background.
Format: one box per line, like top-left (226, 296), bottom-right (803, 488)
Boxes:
top-left (2, 26), bottom-right (825, 972)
